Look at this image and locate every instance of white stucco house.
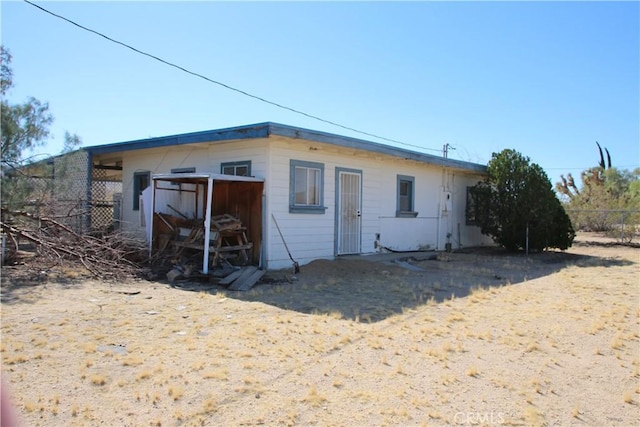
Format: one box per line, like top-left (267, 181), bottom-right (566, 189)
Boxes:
top-left (61, 122), bottom-right (492, 270)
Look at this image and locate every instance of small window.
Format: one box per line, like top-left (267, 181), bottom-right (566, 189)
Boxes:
top-left (170, 167), bottom-right (195, 185)
top-left (221, 161), bottom-right (251, 177)
top-left (466, 186), bottom-right (480, 225)
top-left (171, 167), bottom-right (195, 174)
top-left (133, 171), bottom-right (150, 211)
top-left (396, 175), bottom-right (418, 218)
top-left (289, 160), bottom-right (325, 214)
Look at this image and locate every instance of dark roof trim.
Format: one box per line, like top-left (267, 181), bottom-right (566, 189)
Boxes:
top-left (85, 122), bottom-right (486, 173)
top-left (85, 122), bottom-right (271, 155)
top-left (267, 123), bottom-right (486, 173)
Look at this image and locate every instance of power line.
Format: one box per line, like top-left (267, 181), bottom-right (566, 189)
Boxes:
top-left (23, 0), bottom-right (442, 154)
top-left (545, 164), bottom-right (639, 171)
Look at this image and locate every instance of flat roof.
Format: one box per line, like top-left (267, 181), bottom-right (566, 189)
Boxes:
top-left (152, 172), bottom-right (264, 183)
top-left (87, 122), bottom-right (486, 173)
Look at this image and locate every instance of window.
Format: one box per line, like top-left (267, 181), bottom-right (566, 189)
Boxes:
top-left (221, 161), bottom-right (251, 177)
top-left (171, 167), bottom-right (195, 174)
top-left (133, 171), bottom-right (150, 211)
top-left (289, 160), bottom-right (325, 214)
top-left (466, 186), bottom-right (480, 225)
top-left (170, 167), bottom-right (195, 185)
top-left (396, 175), bottom-right (418, 217)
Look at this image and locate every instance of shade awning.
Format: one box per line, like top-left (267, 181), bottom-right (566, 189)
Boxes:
top-left (152, 172), bottom-right (264, 184)
top-left (149, 172), bottom-right (264, 274)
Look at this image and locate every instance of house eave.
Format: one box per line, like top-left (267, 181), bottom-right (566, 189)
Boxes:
top-left (267, 123), bottom-right (487, 173)
top-left (83, 122), bottom-right (487, 174)
top-left (85, 122), bottom-right (273, 155)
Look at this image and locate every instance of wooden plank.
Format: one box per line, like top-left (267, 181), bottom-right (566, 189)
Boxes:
top-left (167, 204), bottom-right (189, 219)
top-left (172, 241), bottom-right (201, 250)
top-left (230, 269), bottom-right (265, 292)
top-left (218, 269), bottom-right (244, 285)
top-left (211, 214), bottom-right (242, 231)
top-left (172, 241), bottom-right (252, 251)
top-left (215, 243), bottom-right (253, 252)
top-left (227, 266), bottom-right (258, 291)
top-left (155, 213), bottom-right (175, 232)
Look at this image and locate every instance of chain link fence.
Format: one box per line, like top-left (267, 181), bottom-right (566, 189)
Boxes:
top-left (566, 209), bottom-right (640, 243)
top-left (91, 167), bottom-right (122, 231)
top-left (2, 150), bottom-right (122, 234)
top-left (51, 150), bottom-right (91, 231)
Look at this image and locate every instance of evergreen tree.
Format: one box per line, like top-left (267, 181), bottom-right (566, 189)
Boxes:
top-left (469, 149), bottom-right (575, 251)
top-left (1, 46), bottom-right (53, 165)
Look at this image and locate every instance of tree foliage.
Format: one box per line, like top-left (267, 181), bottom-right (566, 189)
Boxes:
top-left (1, 45), bottom-right (84, 215)
top-left (1, 46), bottom-right (54, 165)
top-left (555, 143), bottom-right (639, 236)
top-left (469, 149), bottom-right (575, 251)
top-left (1, 97), bottom-right (54, 163)
top-left (1, 46), bottom-right (52, 213)
top-left (556, 142), bottom-right (615, 201)
top-left (0, 46), bottom-right (13, 96)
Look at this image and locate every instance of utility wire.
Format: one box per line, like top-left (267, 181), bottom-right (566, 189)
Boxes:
top-left (24, 0), bottom-right (442, 154)
top-left (545, 164), bottom-right (639, 171)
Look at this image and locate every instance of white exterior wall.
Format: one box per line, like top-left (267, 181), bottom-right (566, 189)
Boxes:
top-left (263, 137), bottom-right (492, 269)
top-left (117, 135), bottom-right (491, 270)
top-left (377, 159), bottom-right (442, 251)
top-left (266, 137), bottom-right (382, 269)
top-left (119, 139), bottom-right (269, 236)
top-left (438, 171), bottom-right (494, 251)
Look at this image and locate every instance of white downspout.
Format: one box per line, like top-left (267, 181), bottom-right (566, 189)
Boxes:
top-left (437, 167), bottom-right (446, 250)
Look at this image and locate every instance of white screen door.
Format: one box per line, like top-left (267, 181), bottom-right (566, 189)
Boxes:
top-left (337, 169), bottom-right (362, 255)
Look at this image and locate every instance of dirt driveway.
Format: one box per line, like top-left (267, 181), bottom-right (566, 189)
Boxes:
top-left (1, 233), bottom-right (638, 426)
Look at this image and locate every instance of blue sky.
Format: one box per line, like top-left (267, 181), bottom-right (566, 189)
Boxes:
top-left (2, 1), bottom-right (638, 187)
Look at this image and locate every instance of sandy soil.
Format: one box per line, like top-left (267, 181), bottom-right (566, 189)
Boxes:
top-left (1, 233), bottom-right (639, 426)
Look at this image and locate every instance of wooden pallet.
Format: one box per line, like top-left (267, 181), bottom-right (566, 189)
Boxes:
top-left (211, 214), bottom-right (243, 231)
top-left (169, 214), bottom-right (252, 267)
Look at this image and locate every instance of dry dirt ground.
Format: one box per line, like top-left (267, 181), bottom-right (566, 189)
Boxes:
top-left (1, 232), bottom-right (639, 426)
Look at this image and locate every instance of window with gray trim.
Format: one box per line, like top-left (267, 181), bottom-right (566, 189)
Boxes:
top-left (221, 161), bottom-right (251, 177)
top-left (466, 186), bottom-right (480, 225)
top-left (171, 167), bottom-right (196, 174)
top-left (396, 175), bottom-right (418, 217)
top-left (133, 171), bottom-right (150, 211)
top-left (290, 159), bottom-right (325, 214)
top-left (170, 167), bottom-right (195, 185)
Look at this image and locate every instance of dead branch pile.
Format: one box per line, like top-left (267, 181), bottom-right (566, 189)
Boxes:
top-left (1, 208), bottom-right (145, 281)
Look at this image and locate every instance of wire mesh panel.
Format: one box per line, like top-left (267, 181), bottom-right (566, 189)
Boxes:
top-left (3, 151), bottom-right (123, 236)
top-left (91, 168), bottom-right (122, 231)
top-left (52, 151), bottom-right (90, 232)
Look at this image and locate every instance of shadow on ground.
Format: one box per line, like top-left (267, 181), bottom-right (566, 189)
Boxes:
top-left (222, 247), bottom-right (634, 323)
top-left (574, 239), bottom-right (640, 249)
top-left (2, 242), bottom-right (634, 320)
top-left (0, 267), bottom-right (90, 304)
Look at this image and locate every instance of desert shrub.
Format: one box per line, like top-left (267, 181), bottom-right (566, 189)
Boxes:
top-left (469, 149), bottom-right (574, 251)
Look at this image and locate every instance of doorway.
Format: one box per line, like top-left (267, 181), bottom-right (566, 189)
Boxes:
top-left (335, 168), bottom-right (362, 255)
